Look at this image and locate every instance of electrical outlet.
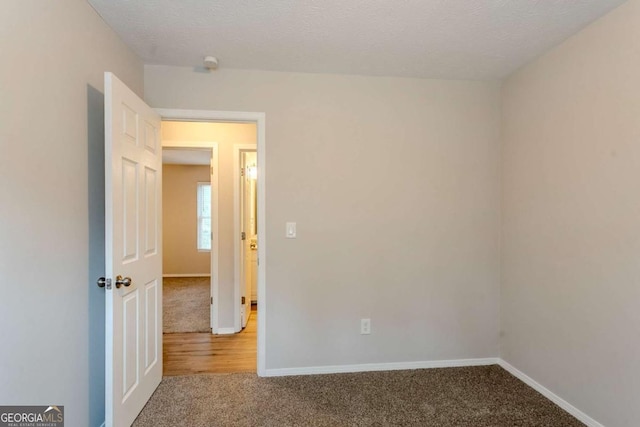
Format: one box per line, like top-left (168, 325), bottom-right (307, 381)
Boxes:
top-left (360, 318), bottom-right (371, 335)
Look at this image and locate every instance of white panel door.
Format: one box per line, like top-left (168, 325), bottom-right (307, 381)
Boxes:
top-left (104, 72), bottom-right (162, 427)
top-left (240, 151), bottom-right (257, 328)
top-left (239, 151), bottom-right (248, 328)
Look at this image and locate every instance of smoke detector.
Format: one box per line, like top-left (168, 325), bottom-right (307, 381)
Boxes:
top-left (203, 56), bottom-right (219, 70)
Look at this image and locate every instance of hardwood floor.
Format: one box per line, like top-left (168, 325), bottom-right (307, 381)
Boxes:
top-left (163, 307), bottom-right (257, 376)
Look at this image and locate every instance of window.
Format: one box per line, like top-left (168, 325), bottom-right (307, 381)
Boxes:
top-left (197, 182), bottom-right (212, 251)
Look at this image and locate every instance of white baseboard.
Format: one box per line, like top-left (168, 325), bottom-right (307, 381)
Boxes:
top-left (163, 274), bottom-right (211, 278)
top-left (216, 327), bottom-right (236, 335)
top-left (498, 359), bottom-right (604, 427)
top-left (264, 357), bottom-right (499, 377)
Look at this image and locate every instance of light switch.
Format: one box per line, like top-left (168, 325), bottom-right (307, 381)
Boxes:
top-left (286, 222), bottom-right (296, 238)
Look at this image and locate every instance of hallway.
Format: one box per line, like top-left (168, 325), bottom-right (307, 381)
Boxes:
top-left (163, 306), bottom-right (257, 376)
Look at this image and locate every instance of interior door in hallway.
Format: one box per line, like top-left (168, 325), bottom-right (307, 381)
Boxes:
top-left (240, 150), bottom-right (257, 328)
top-left (104, 72), bottom-right (162, 427)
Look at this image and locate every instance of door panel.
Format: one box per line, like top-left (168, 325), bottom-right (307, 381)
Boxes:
top-left (122, 158), bottom-right (139, 263)
top-left (144, 280), bottom-right (159, 372)
top-left (144, 167), bottom-right (158, 256)
top-left (122, 290), bottom-right (139, 398)
top-left (105, 72), bottom-right (162, 427)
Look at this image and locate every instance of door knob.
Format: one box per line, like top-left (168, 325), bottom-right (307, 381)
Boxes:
top-left (97, 277), bottom-right (107, 288)
top-left (115, 275), bottom-right (132, 288)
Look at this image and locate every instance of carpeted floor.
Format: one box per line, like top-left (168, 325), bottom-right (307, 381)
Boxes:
top-left (133, 365), bottom-right (584, 426)
top-left (163, 277), bottom-right (210, 333)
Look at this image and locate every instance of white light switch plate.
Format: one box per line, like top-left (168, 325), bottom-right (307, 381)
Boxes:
top-left (286, 222), bottom-right (296, 238)
top-left (361, 318), bottom-right (371, 335)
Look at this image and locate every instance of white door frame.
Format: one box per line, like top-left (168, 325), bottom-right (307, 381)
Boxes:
top-left (234, 144), bottom-right (257, 331)
top-left (155, 109), bottom-right (267, 376)
top-left (161, 141), bottom-right (219, 333)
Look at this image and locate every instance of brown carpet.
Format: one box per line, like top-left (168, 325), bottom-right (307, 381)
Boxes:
top-left (163, 277), bottom-right (210, 333)
top-left (133, 365), bottom-right (584, 426)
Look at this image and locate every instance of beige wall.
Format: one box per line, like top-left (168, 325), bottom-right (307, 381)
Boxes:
top-left (162, 122), bottom-right (257, 326)
top-left (502, 1), bottom-right (639, 425)
top-left (0, 1), bottom-right (143, 426)
top-left (163, 164), bottom-right (212, 275)
top-left (146, 67), bottom-right (502, 370)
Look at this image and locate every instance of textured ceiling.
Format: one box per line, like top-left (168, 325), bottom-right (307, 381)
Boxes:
top-left (88, 0), bottom-right (626, 80)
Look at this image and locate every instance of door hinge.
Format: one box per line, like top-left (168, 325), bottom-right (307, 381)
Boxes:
top-left (210, 166), bottom-right (213, 175)
top-left (211, 231), bottom-right (213, 241)
top-left (241, 167), bottom-right (244, 177)
top-left (241, 231), bottom-right (246, 240)
top-left (211, 297), bottom-right (213, 305)
top-left (241, 296), bottom-right (246, 305)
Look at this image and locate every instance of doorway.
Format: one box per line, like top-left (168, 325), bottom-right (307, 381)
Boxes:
top-left (159, 118), bottom-right (262, 375)
top-left (161, 147), bottom-right (216, 335)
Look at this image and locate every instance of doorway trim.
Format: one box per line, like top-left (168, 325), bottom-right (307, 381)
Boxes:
top-left (161, 141), bottom-right (219, 333)
top-left (155, 109), bottom-right (267, 376)
top-left (234, 144), bottom-right (257, 332)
